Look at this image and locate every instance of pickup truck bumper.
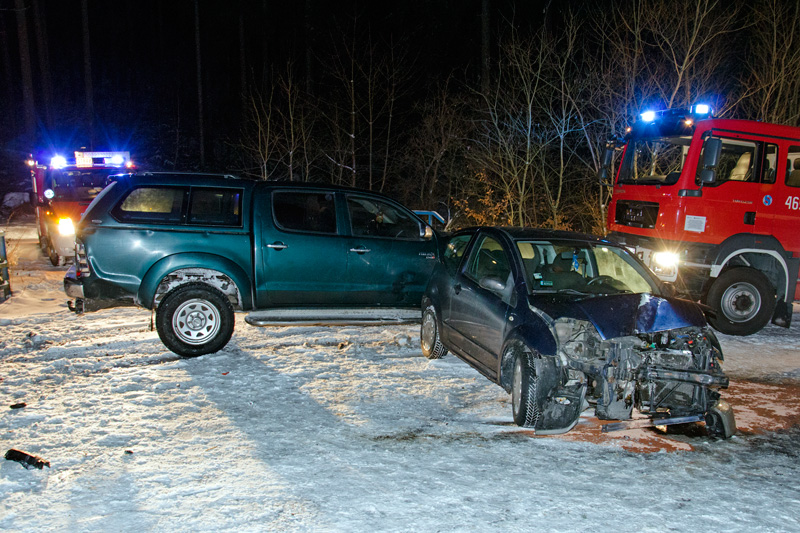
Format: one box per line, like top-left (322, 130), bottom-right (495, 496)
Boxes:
top-left (64, 265), bottom-right (134, 313)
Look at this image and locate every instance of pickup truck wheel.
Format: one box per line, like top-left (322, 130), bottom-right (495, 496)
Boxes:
top-left (420, 305), bottom-right (448, 359)
top-left (706, 267), bottom-right (775, 336)
top-left (511, 347), bottom-right (543, 428)
top-left (156, 283), bottom-right (234, 357)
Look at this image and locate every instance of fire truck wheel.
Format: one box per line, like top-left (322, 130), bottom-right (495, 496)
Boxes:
top-left (706, 267), bottom-right (775, 336)
top-left (156, 283), bottom-right (235, 358)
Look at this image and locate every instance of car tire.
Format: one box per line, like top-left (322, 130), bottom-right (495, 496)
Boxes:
top-left (156, 283), bottom-right (235, 357)
top-left (705, 267), bottom-right (775, 336)
top-left (420, 305), bottom-right (448, 359)
top-left (511, 347), bottom-right (542, 428)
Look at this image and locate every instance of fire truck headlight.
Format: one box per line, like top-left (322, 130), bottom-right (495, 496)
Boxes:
top-left (641, 110), bottom-right (656, 123)
top-left (653, 251), bottom-right (679, 268)
top-left (58, 217), bottom-right (75, 236)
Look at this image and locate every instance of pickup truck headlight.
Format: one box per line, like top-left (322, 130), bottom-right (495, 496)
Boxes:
top-left (57, 217), bottom-right (75, 236)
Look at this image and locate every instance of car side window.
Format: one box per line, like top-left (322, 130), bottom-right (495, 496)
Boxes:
top-left (187, 188), bottom-right (243, 226)
top-left (111, 186), bottom-right (187, 224)
top-left (272, 191), bottom-right (337, 234)
top-left (466, 236), bottom-right (511, 283)
top-left (443, 234), bottom-right (472, 274)
top-left (346, 196), bottom-right (422, 240)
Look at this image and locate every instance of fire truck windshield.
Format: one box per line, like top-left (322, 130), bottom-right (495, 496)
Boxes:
top-left (46, 168), bottom-right (123, 201)
top-left (617, 136), bottom-right (691, 186)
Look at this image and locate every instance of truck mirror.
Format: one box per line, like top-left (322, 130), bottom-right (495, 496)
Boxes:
top-left (598, 144), bottom-right (615, 184)
top-left (699, 137), bottom-right (722, 184)
top-left (703, 138), bottom-right (722, 168)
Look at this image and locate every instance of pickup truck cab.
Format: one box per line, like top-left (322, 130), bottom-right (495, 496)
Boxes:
top-left (64, 173), bottom-right (438, 356)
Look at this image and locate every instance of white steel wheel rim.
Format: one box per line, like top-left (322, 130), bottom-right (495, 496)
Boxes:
top-left (512, 356), bottom-right (522, 416)
top-left (720, 282), bottom-right (760, 323)
top-left (421, 312), bottom-right (436, 352)
top-left (173, 298), bottom-right (222, 345)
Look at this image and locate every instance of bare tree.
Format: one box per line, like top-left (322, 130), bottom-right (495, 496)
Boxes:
top-left (15, 0), bottom-right (36, 142)
top-left (737, 0), bottom-right (800, 125)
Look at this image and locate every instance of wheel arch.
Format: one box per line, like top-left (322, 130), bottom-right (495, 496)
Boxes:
top-left (499, 322), bottom-right (558, 392)
top-left (138, 253), bottom-right (253, 310)
top-left (709, 234), bottom-right (795, 302)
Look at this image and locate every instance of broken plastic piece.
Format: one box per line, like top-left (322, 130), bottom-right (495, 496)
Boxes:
top-left (9, 402), bottom-right (26, 409)
top-left (5, 449), bottom-right (50, 469)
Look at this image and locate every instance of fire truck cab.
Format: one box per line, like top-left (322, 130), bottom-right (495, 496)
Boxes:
top-left (603, 106), bottom-right (800, 336)
top-left (32, 151), bottom-right (133, 266)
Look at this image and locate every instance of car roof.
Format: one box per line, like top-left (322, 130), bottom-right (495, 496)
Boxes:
top-left (121, 172), bottom-right (406, 196)
top-left (460, 226), bottom-right (614, 245)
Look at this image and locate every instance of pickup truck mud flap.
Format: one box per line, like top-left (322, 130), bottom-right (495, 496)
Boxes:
top-left (245, 307), bottom-right (421, 327)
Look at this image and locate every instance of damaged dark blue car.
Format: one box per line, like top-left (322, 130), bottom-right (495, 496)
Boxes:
top-left (420, 227), bottom-right (735, 438)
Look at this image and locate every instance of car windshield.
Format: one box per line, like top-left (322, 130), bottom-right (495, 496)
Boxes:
top-left (47, 168), bottom-right (122, 201)
top-left (617, 136), bottom-right (691, 185)
top-left (516, 240), bottom-right (659, 296)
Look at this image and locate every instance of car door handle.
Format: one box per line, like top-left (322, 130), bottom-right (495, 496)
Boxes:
top-left (349, 247), bottom-right (371, 254)
top-left (267, 242), bottom-right (288, 250)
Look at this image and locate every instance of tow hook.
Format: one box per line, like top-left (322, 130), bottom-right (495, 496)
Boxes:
top-left (67, 298), bottom-right (85, 314)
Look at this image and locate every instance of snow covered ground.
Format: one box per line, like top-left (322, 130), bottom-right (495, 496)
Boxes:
top-left (1, 224), bottom-right (799, 532)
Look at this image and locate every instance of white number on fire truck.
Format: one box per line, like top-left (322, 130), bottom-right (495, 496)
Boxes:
top-left (785, 196), bottom-right (800, 210)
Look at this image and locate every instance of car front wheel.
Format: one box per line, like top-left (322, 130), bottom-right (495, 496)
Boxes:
top-left (511, 348), bottom-right (542, 428)
top-left (156, 283), bottom-right (235, 357)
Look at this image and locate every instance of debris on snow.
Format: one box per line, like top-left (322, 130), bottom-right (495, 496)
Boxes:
top-left (4, 449), bottom-right (50, 470)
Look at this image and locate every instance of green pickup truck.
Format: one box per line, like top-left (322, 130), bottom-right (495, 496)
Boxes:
top-left (64, 173), bottom-right (439, 356)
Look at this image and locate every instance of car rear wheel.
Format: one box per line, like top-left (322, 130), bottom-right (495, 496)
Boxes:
top-left (156, 283), bottom-right (235, 357)
top-left (511, 348), bottom-right (542, 428)
top-left (420, 305), bottom-right (448, 359)
top-left (706, 267), bottom-right (775, 336)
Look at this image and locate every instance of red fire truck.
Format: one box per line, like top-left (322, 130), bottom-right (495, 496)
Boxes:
top-left (31, 151), bottom-right (134, 266)
top-left (602, 105), bottom-right (800, 335)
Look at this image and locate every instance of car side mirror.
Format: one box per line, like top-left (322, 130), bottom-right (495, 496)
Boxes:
top-left (421, 225), bottom-right (434, 240)
top-left (479, 276), bottom-right (506, 293)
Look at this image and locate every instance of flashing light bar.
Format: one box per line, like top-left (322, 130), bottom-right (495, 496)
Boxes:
top-left (74, 151), bottom-right (131, 168)
top-left (640, 110), bottom-right (656, 123)
top-left (691, 103), bottom-right (712, 115)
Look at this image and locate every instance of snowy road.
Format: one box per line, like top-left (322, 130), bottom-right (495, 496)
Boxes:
top-left (1, 225), bottom-right (799, 532)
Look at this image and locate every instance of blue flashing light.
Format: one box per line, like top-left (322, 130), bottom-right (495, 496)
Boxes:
top-left (640, 110), bottom-right (656, 123)
top-left (50, 155), bottom-right (67, 169)
top-left (110, 154), bottom-right (124, 166)
top-left (692, 104), bottom-right (712, 115)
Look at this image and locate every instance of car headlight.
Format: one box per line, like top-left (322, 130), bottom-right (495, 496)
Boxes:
top-left (57, 217), bottom-right (75, 236)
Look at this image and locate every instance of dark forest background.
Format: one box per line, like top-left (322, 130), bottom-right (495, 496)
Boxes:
top-left (2, 0), bottom-right (799, 233)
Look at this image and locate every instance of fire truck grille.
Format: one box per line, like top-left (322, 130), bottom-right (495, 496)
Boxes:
top-left (615, 201), bottom-right (659, 229)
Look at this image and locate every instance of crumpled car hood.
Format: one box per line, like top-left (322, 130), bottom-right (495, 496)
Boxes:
top-left (532, 293), bottom-right (707, 340)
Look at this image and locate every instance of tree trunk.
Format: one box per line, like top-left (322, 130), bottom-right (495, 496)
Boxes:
top-left (15, 0), bottom-right (37, 143)
top-left (31, 0), bottom-right (53, 130)
top-left (194, 0), bottom-right (205, 167)
top-left (481, 0), bottom-right (490, 96)
top-left (81, 0), bottom-right (94, 146)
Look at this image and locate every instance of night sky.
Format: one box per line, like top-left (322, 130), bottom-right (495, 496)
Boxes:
top-left (1, 0), bottom-right (548, 168)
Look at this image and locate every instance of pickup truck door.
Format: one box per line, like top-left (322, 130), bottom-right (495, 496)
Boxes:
top-left (343, 194), bottom-right (438, 306)
top-left (255, 190), bottom-right (348, 307)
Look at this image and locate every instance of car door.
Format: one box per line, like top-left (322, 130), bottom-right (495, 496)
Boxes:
top-left (446, 233), bottom-right (513, 376)
top-left (256, 189), bottom-right (348, 306)
top-left (342, 194), bottom-right (437, 305)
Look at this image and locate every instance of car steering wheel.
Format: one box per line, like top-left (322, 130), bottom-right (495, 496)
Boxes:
top-left (587, 275), bottom-right (616, 286)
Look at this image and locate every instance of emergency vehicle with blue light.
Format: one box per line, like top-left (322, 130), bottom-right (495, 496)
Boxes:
top-left (601, 105), bottom-right (800, 335)
top-left (31, 151), bottom-right (134, 266)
